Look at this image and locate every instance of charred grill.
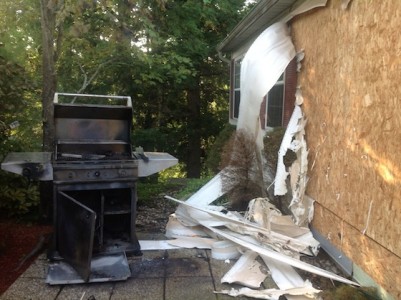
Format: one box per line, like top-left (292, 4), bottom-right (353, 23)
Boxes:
top-left (1, 93), bottom-right (178, 284)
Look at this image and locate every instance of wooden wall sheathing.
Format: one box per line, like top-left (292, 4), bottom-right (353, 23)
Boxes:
top-left (313, 203), bottom-right (401, 298)
top-left (290, 0), bottom-right (401, 296)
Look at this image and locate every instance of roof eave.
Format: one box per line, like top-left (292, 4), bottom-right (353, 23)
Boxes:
top-left (217, 0), bottom-right (300, 54)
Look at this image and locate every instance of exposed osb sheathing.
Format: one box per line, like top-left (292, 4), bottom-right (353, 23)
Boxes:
top-left (290, 0), bottom-right (401, 297)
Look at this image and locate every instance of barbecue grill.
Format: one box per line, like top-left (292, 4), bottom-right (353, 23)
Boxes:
top-left (1, 93), bottom-right (178, 284)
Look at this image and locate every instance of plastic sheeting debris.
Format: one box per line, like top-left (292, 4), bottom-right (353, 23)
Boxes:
top-left (211, 240), bottom-right (241, 260)
top-left (221, 251), bottom-right (268, 289)
top-left (206, 226), bottom-right (358, 286)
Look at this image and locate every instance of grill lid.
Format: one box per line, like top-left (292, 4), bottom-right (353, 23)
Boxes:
top-left (53, 93), bottom-right (133, 160)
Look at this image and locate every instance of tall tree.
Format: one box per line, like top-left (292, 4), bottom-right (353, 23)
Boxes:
top-left (40, 0), bottom-right (59, 153)
top-left (152, 0), bottom-right (248, 177)
top-left (0, 0), bottom-right (42, 153)
top-left (2, 0), bottom-right (250, 179)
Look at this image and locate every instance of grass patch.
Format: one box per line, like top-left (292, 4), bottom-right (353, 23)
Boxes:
top-left (137, 178), bottom-right (210, 203)
top-left (137, 177), bottom-right (213, 204)
top-left (173, 177), bottom-right (212, 200)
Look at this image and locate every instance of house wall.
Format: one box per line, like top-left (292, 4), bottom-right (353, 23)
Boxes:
top-left (290, 0), bottom-right (401, 297)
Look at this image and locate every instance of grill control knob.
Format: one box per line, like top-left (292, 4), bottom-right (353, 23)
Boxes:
top-left (94, 171), bottom-right (100, 177)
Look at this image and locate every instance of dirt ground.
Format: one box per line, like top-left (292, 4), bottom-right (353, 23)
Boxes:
top-left (0, 220), bottom-right (52, 294)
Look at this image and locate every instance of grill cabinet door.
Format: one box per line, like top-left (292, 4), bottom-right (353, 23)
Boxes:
top-left (57, 191), bottom-right (96, 282)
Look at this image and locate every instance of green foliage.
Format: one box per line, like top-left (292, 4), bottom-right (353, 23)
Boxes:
top-left (0, 0), bottom-right (41, 66)
top-left (137, 178), bottom-right (184, 204)
top-left (0, 51), bottom-right (41, 157)
top-left (0, 0), bottom-right (255, 219)
top-left (0, 172), bottom-right (40, 218)
top-left (204, 122), bottom-right (236, 174)
top-left (0, 0), bottom-right (250, 181)
top-left (0, 5), bottom-right (41, 217)
top-left (173, 177), bottom-right (212, 200)
top-left (137, 176), bottom-right (212, 205)
top-left (158, 163), bottom-right (187, 180)
top-left (132, 128), bottom-right (171, 152)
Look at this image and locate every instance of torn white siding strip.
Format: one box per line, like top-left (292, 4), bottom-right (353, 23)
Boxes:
top-left (274, 105), bottom-right (304, 196)
top-left (294, 231), bottom-right (320, 256)
top-left (166, 195), bottom-right (318, 257)
top-left (261, 256), bottom-right (313, 300)
top-left (180, 205), bottom-right (229, 227)
top-left (166, 237), bottom-right (216, 249)
top-left (206, 226), bottom-right (359, 286)
top-left (270, 216), bottom-right (310, 238)
top-left (165, 214), bottom-right (209, 238)
top-left (165, 196), bottom-right (270, 234)
top-left (288, 114), bottom-right (310, 226)
top-left (139, 240), bottom-right (180, 250)
top-left (237, 22), bottom-right (296, 151)
top-left (185, 172), bottom-right (223, 205)
top-left (225, 223), bottom-right (316, 258)
top-left (245, 198), bottom-right (311, 238)
top-left (221, 251), bottom-right (268, 288)
top-left (174, 202), bottom-right (227, 227)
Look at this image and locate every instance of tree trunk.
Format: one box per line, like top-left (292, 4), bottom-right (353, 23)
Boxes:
top-left (186, 86), bottom-right (201, 178)
top-left (40, 0), bottom-right (57, 153)
top-left (39, 0), bottom-right (58, 221)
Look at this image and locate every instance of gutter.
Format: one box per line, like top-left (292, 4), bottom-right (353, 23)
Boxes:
top-left (218, 50), bottom-right (230, 64)
top-left (217, 0), bottom-right (282, 54)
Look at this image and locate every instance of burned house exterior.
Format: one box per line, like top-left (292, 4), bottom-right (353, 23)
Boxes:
top-left (218, 0), bottom-right (400, 298)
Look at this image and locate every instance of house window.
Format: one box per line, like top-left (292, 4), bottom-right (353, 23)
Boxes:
top-left (232, 58), bottom-right (242, 120)
top-left (265, 73), bottom-right (284, 128)
top-left (229, 57), bottom-right (285, 127)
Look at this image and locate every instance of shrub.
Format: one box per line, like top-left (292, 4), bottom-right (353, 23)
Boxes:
top-left (0, 172), bottom-right (40, 218)
top-left (204, 123), bottom-right (236, 174)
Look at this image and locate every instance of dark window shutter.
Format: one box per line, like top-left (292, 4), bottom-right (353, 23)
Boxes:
top-left (282, 57), bottom-right (297, 127)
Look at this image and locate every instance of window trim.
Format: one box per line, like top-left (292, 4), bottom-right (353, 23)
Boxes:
top-left (265, 71), bottom-right (286, 129)
top-left (230, 56), bottom-right (286, 129)
top-left (229, 56), bottom-right (243, 124)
